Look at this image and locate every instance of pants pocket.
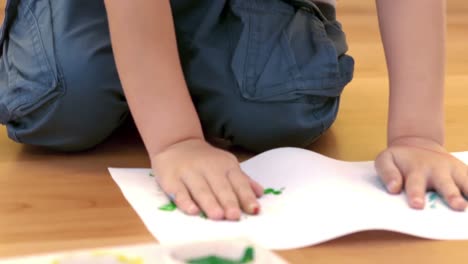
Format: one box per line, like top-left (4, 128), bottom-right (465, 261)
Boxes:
top-left (231, 0), bottom-right (354, 102)
top-left (0, 0), bottom-right (62, 124)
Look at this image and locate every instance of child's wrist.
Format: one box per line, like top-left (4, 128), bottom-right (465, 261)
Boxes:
top-left (387, 136), bottom-right (453, 158)
top-left (148, 136), bottom-right (206, 159)
top-left (388, 135), bottom-right (444, 148)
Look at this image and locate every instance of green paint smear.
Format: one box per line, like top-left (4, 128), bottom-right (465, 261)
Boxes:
top-left (428, 192), bottom-right (451, 209)
top-left (263, 187), bottom-right (284, 195)
top-left (159, 201), bottom-right (177, 211)
top-left (200, 211), bottom-right (208, 219)
top-left (149, 172), bottom-right (155, 177)
top-left (186, 247), bottom-right (254, 264)
top-left (429, 192), bottom-right (439, 202)
top-left (428, 192), bottom-right (439, 208)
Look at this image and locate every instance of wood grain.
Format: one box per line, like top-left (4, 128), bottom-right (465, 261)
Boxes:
top-left (0, 1), bottom-right (467, 263)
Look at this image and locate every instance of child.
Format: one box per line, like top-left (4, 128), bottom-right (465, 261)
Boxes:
top-left (0, 0), bottom-right (466, 220)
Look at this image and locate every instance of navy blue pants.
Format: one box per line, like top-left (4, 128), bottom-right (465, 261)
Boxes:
top-left (0, 0), bottom-right (354, 152)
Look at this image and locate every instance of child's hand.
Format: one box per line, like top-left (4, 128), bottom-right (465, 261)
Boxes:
top-left (151, 139), bottom-right (263, 221)
top-left (375, 137), bottom-right (468, 211)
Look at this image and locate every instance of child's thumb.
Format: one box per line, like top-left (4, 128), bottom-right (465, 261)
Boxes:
top-left (375, 150), bottom-right (403, 194)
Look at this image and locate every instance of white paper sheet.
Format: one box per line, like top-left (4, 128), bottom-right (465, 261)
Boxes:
top-left (108, 147), bottom-right (468, 250)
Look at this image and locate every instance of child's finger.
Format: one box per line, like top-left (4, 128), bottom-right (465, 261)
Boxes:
top-left (453, 167), bottom-right (468, 198)
top-left (375, 151), bottom-right (403, 194)
top-left (404, 171), bottom-right (427, 209)
top-left (431, 172), bottom-right (467, 211)
top-left (204, 170), bottom-right (241, 221)
top-left (227, 168), bottom-right (261, 215)
top-left (157, 177), bottom-right (199, 215)
top-left (182, 173), bottom-right (224, 220)
top-left (249, 178), bottom-right (264, 198)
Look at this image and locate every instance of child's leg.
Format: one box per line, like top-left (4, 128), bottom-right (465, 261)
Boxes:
top-left (172, 0), bottom-right (354, 152)
top-left (0, 0), bottom-right (126, 151)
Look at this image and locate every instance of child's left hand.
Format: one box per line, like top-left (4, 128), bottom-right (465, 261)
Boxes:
top-left (375, 137), bottom-right (468, 211)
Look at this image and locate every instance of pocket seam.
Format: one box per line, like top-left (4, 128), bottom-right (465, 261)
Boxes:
top-left (25, 1), bottom-right (57, 86)
top-left (3, 0), bottom-right (62, 121)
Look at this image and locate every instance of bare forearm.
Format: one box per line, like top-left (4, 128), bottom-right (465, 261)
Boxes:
top-left (104, 0), bottom-right (203, 155)
top-left (376, 0), bottom-right (446, 145)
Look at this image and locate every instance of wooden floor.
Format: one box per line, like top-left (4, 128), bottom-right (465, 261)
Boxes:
top-left (1, 1), bottom-right (467, 263)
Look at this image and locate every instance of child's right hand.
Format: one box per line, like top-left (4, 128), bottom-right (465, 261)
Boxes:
top-left (151, 139), bottom-right (264, 221)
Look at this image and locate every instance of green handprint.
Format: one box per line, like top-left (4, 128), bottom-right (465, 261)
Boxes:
top-left (158, 187), bottom-right (285, 218)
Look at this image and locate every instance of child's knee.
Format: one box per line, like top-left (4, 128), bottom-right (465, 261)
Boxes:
top-left (0, 53), bottom-right (126, 151)
top-left (4, 87), bottom-right (128, 152)
top-left (1, 47), bottom-right (126, 151)
top-left (201, 97), bottom-right (340, 152)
